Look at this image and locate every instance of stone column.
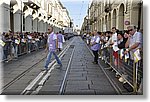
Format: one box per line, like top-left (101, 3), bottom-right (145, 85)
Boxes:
top-left (38, 20), bottom-right (44, 33)
top-left (33, 18), bottom-right (38, 32)
top-left (0, 3), bottom-right (4, 33)
top-left (0, 3), bottom-right (10, 32)
top-left (130, 7), bottom-right (139, 27)
top-left (43, 22), bottom-right (47, 32)
top-left (14, 10), bottom-right (21, 32)
top-left (111, 17), bottom-right (116, 28)
top-left (25, 15), bottom-right (32, 32)
top-left (117, 15), bottom-right (124, 31)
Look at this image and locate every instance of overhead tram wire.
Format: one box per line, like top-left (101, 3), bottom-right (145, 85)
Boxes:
top-left (79, 0), bottom-right (90, 29)
top-left (78, 1), bottom-right (84, 29)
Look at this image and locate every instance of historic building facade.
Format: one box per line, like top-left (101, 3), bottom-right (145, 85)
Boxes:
top-left (0, 0), bottom-right (71, 33)
top-left (81, 0), bottom-right (143, 33)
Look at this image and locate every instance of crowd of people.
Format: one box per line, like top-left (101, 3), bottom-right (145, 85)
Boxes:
top-left (0, 25), bottom-right (143, 93)
top-left (84, 25), bottom-right (143, 93)
top-left (0, 31), bottom-right (65, 63)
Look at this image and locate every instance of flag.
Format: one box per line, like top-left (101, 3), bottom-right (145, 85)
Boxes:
top-left (15, 39), bottom-right (20, 45)
top-left (134, 49), bottom-right (141, 63)
top-left (120, 49), bottom-right (124, 59)
top-left (0, 40), bottom-right (5, 47)
top-left (125, 52), bottom-right (129, 62)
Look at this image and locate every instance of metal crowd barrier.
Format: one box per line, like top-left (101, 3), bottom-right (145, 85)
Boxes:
top-left (2, 38), bottom-right (46, 62)
top-left (100, 47), bottom-right (143, 94)
top-left (17, 39), bottom-right (45, 56)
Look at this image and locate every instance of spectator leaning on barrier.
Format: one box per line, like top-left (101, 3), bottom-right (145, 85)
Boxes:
top-left (117, 31), bottom-right (128, 80)
top-left (102, 31), bottom-right (110, 62)
top-left (27, 33), bottom-right (32, 53)
top-left (12, 33), bottom-right (20, 59)
top-left (125, 25), bottom-right (143, 93)
top-left (110, 27), bottom-right (119, 66)
top-left (98, 32), bottom-right (103, 59)
top-left (117, 31), bottom-right (128, 49)
top-left (124, 25), bottom-right (142, 61)
top-left (104, 31), bottom-right (113, 48)
top-left (90, 30), bottom-right (101, 64)
top-left (3, 33), bottom-right (12, 62)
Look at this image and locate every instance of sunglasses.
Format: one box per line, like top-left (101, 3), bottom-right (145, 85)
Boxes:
top-left (128, 29), bottom-right (133, 32)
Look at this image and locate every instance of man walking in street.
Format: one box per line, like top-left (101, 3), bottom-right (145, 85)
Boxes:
top-left (43, 26), bottom-right (62, 71)
top-left (90, 30), bottom-right (100, 64)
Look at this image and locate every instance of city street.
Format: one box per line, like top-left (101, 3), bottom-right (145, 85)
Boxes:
top-left (0, 0), bottom-right (143, 95)
top-left (1, 36), bottom-right (128, 95)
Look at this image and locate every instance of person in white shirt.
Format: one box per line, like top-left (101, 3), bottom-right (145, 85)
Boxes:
top-left (57, 31), bottom-right (65, 51)
top-left (110, 27), bottom-right (119, 66)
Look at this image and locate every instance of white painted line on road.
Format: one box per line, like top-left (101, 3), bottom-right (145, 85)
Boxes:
top-left (33, 43), bottom-right (71, 94)
top-left (21, 38), bottom-right (75, 95)
top-left (21, 71), bottom-right (45, 95)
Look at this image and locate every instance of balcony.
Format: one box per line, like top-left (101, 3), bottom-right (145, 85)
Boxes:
top-left (94, 17), bottom-right (97, 22)
top-left (52, 18), bottom-right (56, 22)
top-left (47, 14), bottom-right (52, 20)
top-left (89, 19), bottom-right (94, 25)
top-left (104, 4), bottom-right (112, 13)
top-left (58, 21), bottom-right (63, 24)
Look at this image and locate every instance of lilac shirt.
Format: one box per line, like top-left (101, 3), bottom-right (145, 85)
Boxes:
top-left (47, 32), bottom-right (57, 51)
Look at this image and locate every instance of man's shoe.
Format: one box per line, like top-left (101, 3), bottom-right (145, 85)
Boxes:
top-left (55, 64), bottom-right (63, 69)
top-left (92, 61), bottom-right (98, 64)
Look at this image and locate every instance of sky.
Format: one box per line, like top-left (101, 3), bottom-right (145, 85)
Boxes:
top-left (60, 0), bottom-right (91, 29)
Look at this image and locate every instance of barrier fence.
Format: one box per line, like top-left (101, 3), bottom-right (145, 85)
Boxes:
top-left (100, 47), bottom-right (143, 94)
top-left (1, 38), bottom-right (46, 62)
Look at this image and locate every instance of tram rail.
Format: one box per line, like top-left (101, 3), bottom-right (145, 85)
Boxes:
top-left (1, 37), bottom-right (132, 95)
top-left (1, 38), bottom-right (75, 95)
top-left (21, 38), bottom-right (75, 95)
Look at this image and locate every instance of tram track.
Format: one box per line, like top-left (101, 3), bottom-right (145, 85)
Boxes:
top-left (22, 36), bottom-right (123, 95)
top-left (2, 37), bottom-right (124, 95)
top-left (1, 38), bottom-right (75, 95)
top-left (1, 54), bottom-right (46, 93)
top-left (21, 38), bottom-right (76, 95)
